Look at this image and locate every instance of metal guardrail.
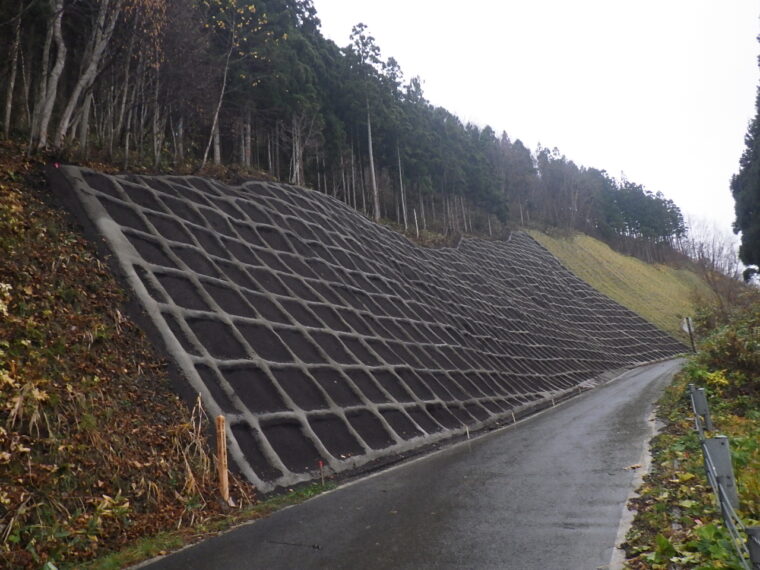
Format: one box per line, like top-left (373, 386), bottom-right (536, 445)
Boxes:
top-left (689, 384), bottom-right (760, 569)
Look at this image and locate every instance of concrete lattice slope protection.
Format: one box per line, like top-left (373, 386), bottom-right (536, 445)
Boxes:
top-left (51, 166), bottom-right (685, 492)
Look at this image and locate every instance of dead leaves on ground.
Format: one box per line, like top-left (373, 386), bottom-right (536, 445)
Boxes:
top-left (0, 142), bottom-right (256, 568)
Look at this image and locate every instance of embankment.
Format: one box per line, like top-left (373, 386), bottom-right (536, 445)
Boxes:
top-left (50, 167), bottom-right (685, 492)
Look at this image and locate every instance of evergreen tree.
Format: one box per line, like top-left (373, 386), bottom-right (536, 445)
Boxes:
top-left (730, 37), bottom-right (760, 277)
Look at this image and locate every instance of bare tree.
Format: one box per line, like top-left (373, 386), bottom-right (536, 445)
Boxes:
top-left (53, 0), bottom-right (125, 150)
top-left (31, 0), bottom-right (66, 151)
top-left (201, 37), bottom-right (234, 169)
top-left (367, 100), bottom-right (379, 221)
top-left (2, 1), bottom-right (24, 139)
top-left (679, 217), bottom-right (742, 278)
top-left (679, 216), bottom-right (745, 314)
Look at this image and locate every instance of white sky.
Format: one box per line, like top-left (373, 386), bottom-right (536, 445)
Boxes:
top-left (312, 0), bottom-right (759, 236)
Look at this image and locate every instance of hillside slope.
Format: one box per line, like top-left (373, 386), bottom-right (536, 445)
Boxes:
top-left (0, 144), bottom-right (257, 569)
top-left (0, 139), bottom-right (694, 567)
top-left (528, 230), bottom-right (711, 340)
top-left (50, 165), bottom-right (685, 494)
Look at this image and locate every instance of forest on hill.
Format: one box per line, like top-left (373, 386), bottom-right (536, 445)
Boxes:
top-left (0, 0), bottom-right (689, 260)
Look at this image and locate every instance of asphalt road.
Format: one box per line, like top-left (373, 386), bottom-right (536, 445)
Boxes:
top-left (141, 359), bottom-right (682, 570)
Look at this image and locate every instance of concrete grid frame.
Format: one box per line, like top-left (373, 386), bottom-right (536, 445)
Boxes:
top-left (51, 166), bottom-right (685, 492)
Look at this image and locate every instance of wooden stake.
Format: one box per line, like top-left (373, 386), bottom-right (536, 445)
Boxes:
top-left (215, 415), bottom-right (229, 504)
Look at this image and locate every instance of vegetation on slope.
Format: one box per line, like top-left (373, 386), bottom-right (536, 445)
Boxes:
top-left (623, 290), bottom-right (760, 569)
top-left (528, 230), bottom-right (711, 340)
top-left (0, 141), bottom-right (259, 568)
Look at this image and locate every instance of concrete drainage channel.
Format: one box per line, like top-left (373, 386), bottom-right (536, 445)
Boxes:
top-left (49, 166), bottom-right (686, 493)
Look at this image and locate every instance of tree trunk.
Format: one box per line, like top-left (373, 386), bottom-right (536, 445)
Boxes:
top-left (19, 46), bottom-right (32, 130)
top-left (322, 153), bottom-right (328, 194)
top-left (238, 120), bottom-right (245, 166)
top-left (288, 134), bottom-right (294, 182)
top-left (397, 144), bottom-right (408, 230)
top-left (3, 5), bottom-right (22, 139)
top-left (176, 115), bottom-right (184, 163)
top-left (267, 132), bottom-right (272, 174)
top-left (79, 92), bottom-right (92, 159)
top-left (102, 84), bottom-right (117, 152)
top-left (202, 39), bottom-right (234, 169)
top-left (460, 195), bottom-right (468, 233)
top-left (290, 113), bottom-right (303, 186)
top-left (123, 105), bottom-right (132, 170)
top-left (121, 58), bottom-right (139, 163)
top-left (339, 154), bottom-right (346, 200)
top-left (135, 63), bottom-right (147, 162)
top-left (274, 121), bottom-right (280, 178)
top-left (54, 0), bottom-right (123, 150)
top-left (315, 149), bottom-right (320, 192)
top-left (420, 191), bottom-right (427, 230)
top-left (360, 153), bottom-right (367, 214)
top-left (152, 75), bottom-right (164, 168)
top-left (367, 103), bottom-right (379, 220)
top-left (107, 84), bottom-right (115, 157)
top-left (244, 110), bottom-right (252, 168)
top-left (443, 194), bottom-right (449, 233)
top-left (35, 0), bottom-right (67, 151)
top-left (254, 122), bottom-right (260, 170)
top-left (213, 121), bottom-right (221, 165)
top-left (350, 145), bottom-right (357, 208)
top-left (28, 10), bottom-right (54, 152)
top-left (116, 34), bottom-right (135, 141)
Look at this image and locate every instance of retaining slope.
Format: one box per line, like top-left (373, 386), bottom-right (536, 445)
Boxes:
top-left (50, 166), bottom-right (685, 492)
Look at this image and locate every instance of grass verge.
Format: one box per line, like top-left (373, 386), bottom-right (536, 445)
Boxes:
top-left (82, 482), bottom-right (337, 569)
top-left (623, 292), bottom-right (759, 569)
top-left (528, 230), bottom-right (711, 340)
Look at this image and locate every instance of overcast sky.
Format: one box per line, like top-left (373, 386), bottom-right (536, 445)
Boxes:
top-left (311, 0), bottom-right (759, 237)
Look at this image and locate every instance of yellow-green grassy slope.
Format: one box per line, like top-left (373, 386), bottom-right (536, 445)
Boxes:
top-left (528, 231), bottom-right (711, 341)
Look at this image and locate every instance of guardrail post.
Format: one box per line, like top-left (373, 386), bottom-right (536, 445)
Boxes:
top-left (747, 527), bottom-right (760, 569)
top-left (689, 384), bottom-right (703, 440)
top-left (692, 387), bottom-right (714, 431)
top-left (685, 316), bottom-right (696, 353)
top-left (704, 436), bottom-right (739, 510)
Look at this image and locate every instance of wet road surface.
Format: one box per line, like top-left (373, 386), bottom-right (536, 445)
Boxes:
top-left (141, 359), bottom-right (682, 570)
